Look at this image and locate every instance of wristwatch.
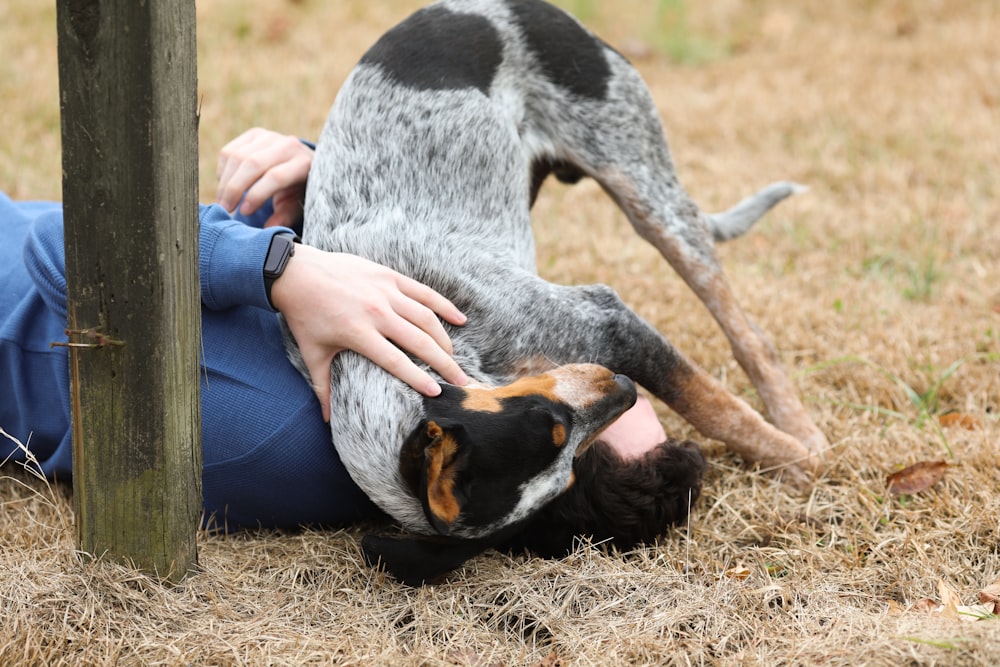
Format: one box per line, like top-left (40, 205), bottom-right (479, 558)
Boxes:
top-left (263, 233), bottom-right (298, 309)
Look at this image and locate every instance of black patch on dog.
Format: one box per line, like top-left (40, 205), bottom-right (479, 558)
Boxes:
top-left (360, 5), bottom-right (503, 95)
top-left (364, 438), bottom-right (706, 585)
top-left (506, 0), bottom-right (611, 100)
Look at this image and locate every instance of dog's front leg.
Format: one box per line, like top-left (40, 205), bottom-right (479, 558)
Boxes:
top-left (507, 282), bottom-right (820, 481)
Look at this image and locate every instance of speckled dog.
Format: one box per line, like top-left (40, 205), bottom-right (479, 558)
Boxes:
top-left (289, 0), bottom-right (828, 582)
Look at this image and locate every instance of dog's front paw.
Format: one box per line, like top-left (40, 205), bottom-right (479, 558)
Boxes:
top-left (768, 404), bottom-right (831, 459)
top-left (799, 426), bottom-right (830, 458)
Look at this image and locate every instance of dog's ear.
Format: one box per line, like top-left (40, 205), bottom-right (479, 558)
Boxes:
top-left (400, 419), bottom-right (466, 536)
top-left (422, 420), bottom-right (465, 535)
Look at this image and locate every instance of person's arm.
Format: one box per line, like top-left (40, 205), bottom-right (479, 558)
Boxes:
top-left (28, 196), bottom-right (468, 414)
top-left (209, 128), bottom-right (469, 418)
top-left (198, 203), bottom-right (288, 311)
top-left (21, 199), bottom-right (282, 316)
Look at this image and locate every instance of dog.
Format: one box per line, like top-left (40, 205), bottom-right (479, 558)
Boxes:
top-left (287, 0), bottom-right (828, 583)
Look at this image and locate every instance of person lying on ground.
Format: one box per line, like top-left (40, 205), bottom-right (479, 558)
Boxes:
top-left (1, 128), bottom-right (666, 532)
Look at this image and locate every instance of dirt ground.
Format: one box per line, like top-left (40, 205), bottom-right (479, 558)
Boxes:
top-left (2, 0), bottom-right (998, 664)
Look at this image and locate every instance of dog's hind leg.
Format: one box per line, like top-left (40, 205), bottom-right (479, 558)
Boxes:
top-left (541, 60), bottom-right (828, 462)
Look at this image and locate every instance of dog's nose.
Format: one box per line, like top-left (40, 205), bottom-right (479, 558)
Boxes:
top-left (612, 373), bottom-right (638, 409)
top-left (613, 373), bottom-right (636, 395)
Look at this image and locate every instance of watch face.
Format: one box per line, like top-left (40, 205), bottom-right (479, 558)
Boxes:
top-left (264, 235), bottom-right (295, 277)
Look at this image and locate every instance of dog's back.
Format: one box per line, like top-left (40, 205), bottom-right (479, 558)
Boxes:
top-left (304, 0), bottom-right (656, 279)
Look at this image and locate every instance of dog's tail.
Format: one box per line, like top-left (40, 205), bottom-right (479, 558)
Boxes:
top-left (707, 181), bottom-right (808, 243)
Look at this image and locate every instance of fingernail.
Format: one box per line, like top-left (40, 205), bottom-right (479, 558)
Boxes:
top-left (425, 381), bottom-right (442, 397)
top-left (455, 370), bottom-right (469, 386)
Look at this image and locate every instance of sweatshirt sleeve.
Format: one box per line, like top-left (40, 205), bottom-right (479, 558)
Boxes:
top-left (23, 203), bottom-right (291, 315)
top-left (21, 209), bottom-right (70, 322)
top-left (197, 203), bottom-right (291, 312)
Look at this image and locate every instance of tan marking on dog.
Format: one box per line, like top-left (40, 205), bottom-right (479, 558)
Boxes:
top-left (547, 364), bottom-right (619, 409)
top-left (669, 366), bottom-right (820, 481)
top-left (424, 421), bottom-right (461, 526)
top-left (461, 375), bottom-right (560, 413)
top-left (552, 422), bottom-right (567, 447)
top-left (510, 355), bottom-right (557, 377)
top-left (685, 269), bottom-right (829, 456)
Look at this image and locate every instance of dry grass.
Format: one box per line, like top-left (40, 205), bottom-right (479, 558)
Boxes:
top-left (2, 0), bottom-right (999, 664)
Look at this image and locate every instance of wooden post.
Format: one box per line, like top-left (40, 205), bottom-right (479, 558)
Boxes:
top-left (56, 0), bottom-right (201, 582)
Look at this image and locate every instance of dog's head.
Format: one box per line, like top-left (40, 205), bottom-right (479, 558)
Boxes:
top-left (399, 363), bottom-right (636, 539)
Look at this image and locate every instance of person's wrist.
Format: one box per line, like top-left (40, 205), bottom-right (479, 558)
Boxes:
top-left (263, 232), bottom-right (299, 310)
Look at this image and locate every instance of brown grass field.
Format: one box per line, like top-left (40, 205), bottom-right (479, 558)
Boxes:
top-left (2, 0), bottom-right (999, 664)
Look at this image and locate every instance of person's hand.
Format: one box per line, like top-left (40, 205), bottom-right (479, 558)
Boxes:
top-left (270, 244), bottom-right (469, 421)
top-left (216, 127), bottom-right (313, 229)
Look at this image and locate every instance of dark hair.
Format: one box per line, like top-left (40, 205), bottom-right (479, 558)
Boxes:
top-left (499, 438), bottom-right (706, 558)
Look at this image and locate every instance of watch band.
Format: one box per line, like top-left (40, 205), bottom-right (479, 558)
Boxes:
top-left (263, 233), bottom-right (297, 310)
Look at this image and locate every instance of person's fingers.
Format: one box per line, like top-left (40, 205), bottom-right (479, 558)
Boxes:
top-left (354, 333), bottom-right (444, 397)
top-left (218, 144), bottom-right (286, 214)
top-left (383, 311), bottom-right (468, 387)
top-left (216, 129), bottom-right (266, 210)
top-left (273, 247), bottom-right (471, 406)
top-left (395, 273), bottom-right (467, 327)
top-left (216, 130), bottom-right (309, 215)
top-left (389, 291), bottom-right (455, 356)
top-left (303, 351), bottom-right (335, 423)
top-left (216, 129), bottom-right (258, 184)
top-left (242, 157), bottom-right (310, 219)
top-left (263, 191), bottom-right (305, 229)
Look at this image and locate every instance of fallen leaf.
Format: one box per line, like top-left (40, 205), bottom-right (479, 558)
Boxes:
top-left (533, 652), bottom-right (562, 667)
top-left (938, 412), bottom-right (982, 429)
top-left (978, 579), bottom-right (1000, 612)
top-left (916, 580), bottom-right (1000, 622)
top-left (724, 564), bottom-right (751, 580)
top-left (912, 597), bottom-right (940, 613)
top-left (955, 603), bottom-right (999, 621)
top-left (885, 599), bottom-right (906, 614)
top-left (938, 580), bottom-right (962, 620)
top-left (887, 460), bottom-right (948, 495)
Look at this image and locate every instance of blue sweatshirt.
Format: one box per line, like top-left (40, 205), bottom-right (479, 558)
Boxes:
top-left (0, 191), bottom-right (381, 529)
